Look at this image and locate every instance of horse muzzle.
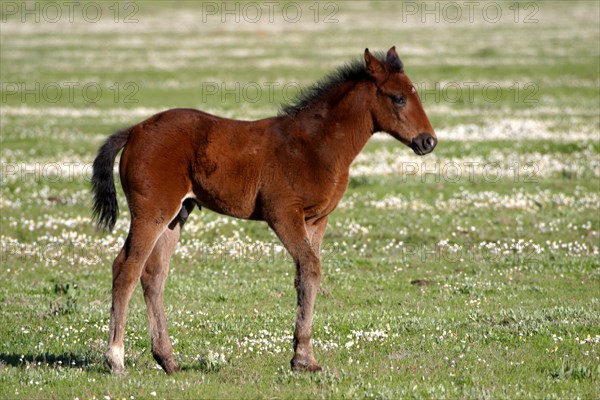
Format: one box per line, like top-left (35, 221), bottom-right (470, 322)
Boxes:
top-left (410, 132), bottom-right (437, 155)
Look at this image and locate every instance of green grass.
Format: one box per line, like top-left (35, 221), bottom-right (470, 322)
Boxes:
top-left (1, 1), bottom-right (599, 399)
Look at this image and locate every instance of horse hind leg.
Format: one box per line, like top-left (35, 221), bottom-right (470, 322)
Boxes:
top-left (140, 227), bottom-right (180, 373)
top-left (106, 199), bottom-right (182, 374)
top-left (141, 201), bottom-right (194, 374)
top-left (105, 246), bottom-right (127, 372)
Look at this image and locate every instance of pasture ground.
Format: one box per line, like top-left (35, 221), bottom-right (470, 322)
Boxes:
top-left (1, 1), bottom-right (599, 399)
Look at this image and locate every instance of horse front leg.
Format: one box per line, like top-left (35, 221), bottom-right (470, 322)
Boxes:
top-left (270, 213), bottom-right (328, 372)
top-left (292, 249), bottom-right (322, 371)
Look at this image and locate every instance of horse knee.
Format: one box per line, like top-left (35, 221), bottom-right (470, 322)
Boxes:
top-left (295, 258), bottom-right (321, 291)
top-left (299, 253), bottom-right (321, 275)
top-left (112, 264), bottom-right (141, 290)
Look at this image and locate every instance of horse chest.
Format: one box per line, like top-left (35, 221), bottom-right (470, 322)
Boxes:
top-left (303, 172), bottom-right (348, 218)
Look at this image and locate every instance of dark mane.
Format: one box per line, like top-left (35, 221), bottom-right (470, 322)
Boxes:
top-left (279, 52), bottom-right (391, 116)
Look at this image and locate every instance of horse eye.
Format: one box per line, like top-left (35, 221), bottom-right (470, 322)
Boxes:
top-left (392, 95), bottom-right (406, 106)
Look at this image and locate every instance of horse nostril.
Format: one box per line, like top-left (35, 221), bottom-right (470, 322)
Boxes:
top-left (426, 137), bottom-right (436, 150)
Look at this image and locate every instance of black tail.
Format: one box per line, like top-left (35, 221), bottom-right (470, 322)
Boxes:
top-left (91, 127), bottom-right (131, 231)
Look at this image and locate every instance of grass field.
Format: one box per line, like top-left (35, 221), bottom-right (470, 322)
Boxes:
top-left (1, 1), bottom-right (599, 399)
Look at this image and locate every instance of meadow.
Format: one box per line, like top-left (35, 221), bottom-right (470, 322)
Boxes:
top-left (0, 1), bottom-right (599, 399)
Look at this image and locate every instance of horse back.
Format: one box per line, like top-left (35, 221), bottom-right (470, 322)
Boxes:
top-left (120, 108), bottom-right (275, 219)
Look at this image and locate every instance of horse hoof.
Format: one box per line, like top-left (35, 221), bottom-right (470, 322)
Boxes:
top-left (153, 354), bottom-right (181, 374)
top-left (162, 360), bottom-right (181, 375)
top-left (106, 349), bottom-right (125, 374)
top-left (106, 360), bottom-right (125, 374)
top-left (291, 357), bottom-right (322, 372)
top-left (110, 366), bottom-right (126, 375)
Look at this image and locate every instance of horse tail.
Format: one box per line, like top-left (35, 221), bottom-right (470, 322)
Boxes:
top-left (92, 127), bottom-right (131, 232)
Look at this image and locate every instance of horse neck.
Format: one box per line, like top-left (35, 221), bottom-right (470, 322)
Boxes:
top-left (289, 81), bottom-right (375, 170)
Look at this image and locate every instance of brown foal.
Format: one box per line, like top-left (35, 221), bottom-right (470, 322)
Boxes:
top-left (92, 47), bottom-right (436, 374)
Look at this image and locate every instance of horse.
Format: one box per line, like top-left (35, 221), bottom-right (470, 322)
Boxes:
top-left (92, 46), bottom-right (436, 374)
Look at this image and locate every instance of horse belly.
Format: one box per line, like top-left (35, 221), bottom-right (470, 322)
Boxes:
top-left (192, 159), bottom-right (262, 219)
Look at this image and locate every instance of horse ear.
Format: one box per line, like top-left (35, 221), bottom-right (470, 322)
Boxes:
top-left (386, 46), bottom-right (403, 72)
top-left (364, 48), bottom-right (385, 80)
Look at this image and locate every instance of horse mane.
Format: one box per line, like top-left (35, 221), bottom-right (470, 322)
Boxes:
top-left (279, 51), bottom-right (398, 116)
